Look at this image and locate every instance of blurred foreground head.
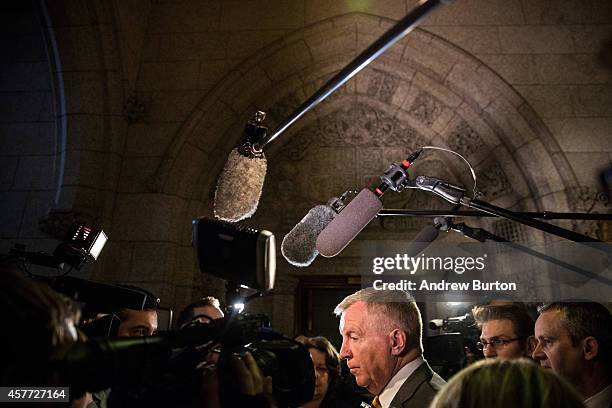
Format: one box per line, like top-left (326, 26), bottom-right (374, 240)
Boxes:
top-left (430, 358), bottom-right (585, 408)
top-left (0, 264), bottom-right (79, 385)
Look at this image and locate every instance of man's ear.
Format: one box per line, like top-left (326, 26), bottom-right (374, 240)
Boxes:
top-left (525, 335), bottom-right (537, 356)
top-left (582, 336), bottom-right (599, 361)
top-left (389, 329), bottom-right (407, 355)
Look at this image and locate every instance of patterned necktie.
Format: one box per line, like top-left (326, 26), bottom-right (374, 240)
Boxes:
top-left (372, 396), bottom-right (382, 408)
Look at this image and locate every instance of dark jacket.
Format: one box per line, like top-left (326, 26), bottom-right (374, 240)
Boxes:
top-left (389, 361), bottom-right (446, 408)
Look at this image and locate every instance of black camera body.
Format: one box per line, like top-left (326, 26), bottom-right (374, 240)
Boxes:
top-left (61, 313), bottom-right (314, 407)
top-left (425, 313), bottom-right (481, 379)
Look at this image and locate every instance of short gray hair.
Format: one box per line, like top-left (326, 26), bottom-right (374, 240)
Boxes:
top-left (334, 288), bottom-right (423, 352)
top-left (538, 302), bottom-right (611, 366)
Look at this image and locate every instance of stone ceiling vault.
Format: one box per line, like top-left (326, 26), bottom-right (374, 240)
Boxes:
top-left (154, 13), bottom-right (577, 245)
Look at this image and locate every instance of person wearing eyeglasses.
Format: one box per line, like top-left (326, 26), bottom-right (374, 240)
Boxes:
top-left (472, 304), bottom-right (536, 360)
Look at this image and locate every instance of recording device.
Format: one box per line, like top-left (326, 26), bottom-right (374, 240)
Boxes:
top-left (316, 150), bottom-right (422, 257)
top-left (3, 224), bottom-right (173, 343)
top-left (192, 217), bottom-right (276, 292)
top-left (428, 313), bottom-right (474, 332)
top-left (404, 223), bottom-right (441, 256)
top-left (190, 216), bottom-right (316, 406)
top-left (55, 277), bottom-right (153, 310)
top-left (281, 192), bottom-right (352, 267)
top-left (213, 0), bottom-right (449, 223)
top-left (218, 317), bottom-right (315, 407)
top-left (316, 189), bottom-right (383, 257)
top-left (7, 223), bottom-right (107, 270)
top-left (426, 312), bottom-right (480, 379)
top-left (214, 111), bottom-right (268, 222)
top-left (2, 223), bottom-right (146, 332)
top-left (49, 217), bottom-right (311, 407)
top-left (60, 314), bottom-right (315, 407)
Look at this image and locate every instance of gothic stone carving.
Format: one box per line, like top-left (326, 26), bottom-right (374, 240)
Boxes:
top-left (566, 186), bottom-right (610, 240)
top-left (478, 161), bottom-right (512, 201)
top-left (264, 103), bottom-right (431, 219)
top-left (447, 120), bottom-right (485, 157)
top-left (314, 104), bottom-right (427, 149)
top-left (494, 219), bottom-right (529, 242)
top-left (366, 69), bottom-right (400, 103)
top-left (409, 91), bottom-right (443, 126)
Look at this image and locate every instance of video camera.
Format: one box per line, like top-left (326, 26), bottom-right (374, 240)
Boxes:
top-left (428, 313), bottom-right (475, 333)
top-left (425, 313), bottom-right (481, 379)
top-left (191, 217), bottom-right (314, 406)
top-left (60, 313), bottom-right (314, 407)
top-left (53, 217), bottom-right (313, 407)
top-left (6, 223), bottom-right (107, 271)
top-left (3, 216), bottom-right (313, 406)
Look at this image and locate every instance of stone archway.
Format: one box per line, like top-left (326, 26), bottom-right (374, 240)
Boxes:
top-left (155, 13), bottom-right (579, 319)
top-left (158, 12), bottom-right (575, 236)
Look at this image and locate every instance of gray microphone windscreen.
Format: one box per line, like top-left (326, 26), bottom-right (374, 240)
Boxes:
top-left (281, 205), bottom-right (337, 267)
top-left (405, 224), bottom-right (440, 256)
top-left (214, 148), bottom-right (267, 222)
top-left (316, 189), bottom-right (383, 257)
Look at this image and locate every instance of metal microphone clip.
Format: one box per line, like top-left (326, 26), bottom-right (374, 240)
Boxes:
top-left (407, 175), bottom-right (466, 204)
top-left (237, 111), bottom-right (267, 158)
top-left (375, 148), bottom-right (423, 196)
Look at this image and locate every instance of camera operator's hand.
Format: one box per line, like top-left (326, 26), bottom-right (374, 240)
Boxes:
top-left (201, 352), bottom-right (277, 408)
top-left (230, 352), bottom-right (273, 396)
top-left (228, 352), bottom-right (277, 408)
top-left (200, 365), bottom-right (221, 408)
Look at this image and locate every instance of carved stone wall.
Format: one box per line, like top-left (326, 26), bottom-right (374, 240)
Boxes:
top-left (138, 13), bottom-right (601, 329)
top-left (5, 1), bottom-right (606, 332)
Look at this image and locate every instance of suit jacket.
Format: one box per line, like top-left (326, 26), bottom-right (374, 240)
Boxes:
top-left (389, 361), bottom-right (446, 408)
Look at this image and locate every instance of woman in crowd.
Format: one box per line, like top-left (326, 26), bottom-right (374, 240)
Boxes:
top-left (302, 336), bottom-right (360, 408)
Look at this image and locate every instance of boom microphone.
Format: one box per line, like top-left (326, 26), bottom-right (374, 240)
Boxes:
top-left (281, 194), bottom-right (351, 267)
top-left (405, 224), bottom-right (440, 256)
top-left (316, 150), bottom-right (423, 257)
top-left (214, 112), bottom-right (268, 222)
top-left (316, 189), bottom-right (383, 257)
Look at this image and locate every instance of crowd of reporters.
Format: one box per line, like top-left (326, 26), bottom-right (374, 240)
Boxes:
top-left (1, 262), bottom-right (611, 408)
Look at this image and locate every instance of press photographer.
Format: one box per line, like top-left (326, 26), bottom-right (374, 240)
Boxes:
top-left (0, 218), bottom-right (316, 407)
top-left (60, 311), bottom-right (314, 407)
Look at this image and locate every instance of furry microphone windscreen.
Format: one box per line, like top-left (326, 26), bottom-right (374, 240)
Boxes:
top-left (214, 148), bottom-right (267, 222)
top-left (281, 205), bottom-right (337, 267)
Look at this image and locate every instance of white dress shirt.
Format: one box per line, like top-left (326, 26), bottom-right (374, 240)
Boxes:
top-left (378, 356), bottom-right (424, 408)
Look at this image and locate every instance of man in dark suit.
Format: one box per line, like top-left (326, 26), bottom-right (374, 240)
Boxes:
top-left (334, 288), bottom-right (445, 408)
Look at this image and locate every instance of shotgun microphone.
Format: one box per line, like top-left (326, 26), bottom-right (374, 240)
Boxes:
top-left (316, 149), bottom-right (423, 257)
